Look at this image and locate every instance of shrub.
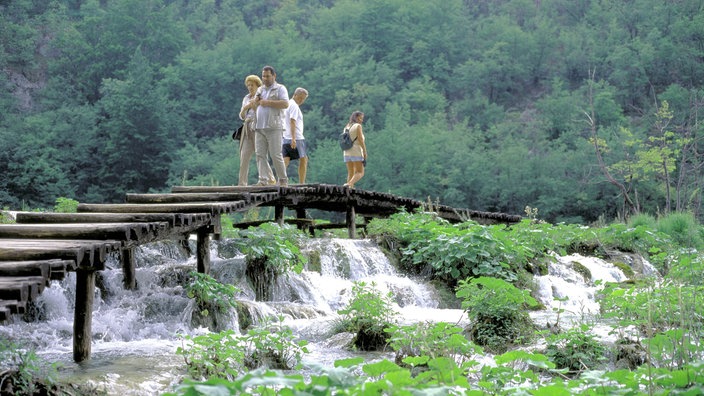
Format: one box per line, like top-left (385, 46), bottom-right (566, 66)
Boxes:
top-left (184, 271), bottom-right (240, 331)
top-left (335, 281), bottom-right (397, 351)
top-left (176, 316), bottom-right (308, 381)
top-left (386, 321), bottom-right (482, 367)
top-left (233, 223), bottom-right (307, 300)
top-left (656, 211), bottom-right (702, 249)
top-left (627, 213), bottom-right (657, 229)
top-left (545, 325), bottom-right (607, 374)
top-left (53, 197), bottom-right (79, 213)
top-left (456, 277), bottom-right (538, 352)
top-left (240, 316), bottom-right (309, 370)
top-left (176, 330), bottom-right (245, 381)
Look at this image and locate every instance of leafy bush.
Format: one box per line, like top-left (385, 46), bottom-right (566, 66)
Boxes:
top-left (53, 197), bottom-right (79, 213)
top-left (0, 340), bottom-right (98, 395)
top-left (600, 278), bottom-right (704, 369)
top-left (233, 223), bottom-right (307, 300)
top-left (335, 281), bottom-right (397, 351)
top-left (456, 277), bottom-right (538, 352)
top-left (176, 316), bottom-right (308, 381)
top-left (656, 211), bottom-right (702, 249)
top-left (176, 330), bottom-right (245, 381)
top-left (627, 213), bottom-right (657, 229)
top-left (368, 212), bottom-right (523, 285)
top-left (386, 321), bottom-right (482, 367)
top-left (545, 325), bottom-right (607, 374)
top-left (240, 316), bottom-right (309, 370)
top-left (369, 213), bottom-right (677, 283)
top-left (184, 271), bottom-right (240, 331)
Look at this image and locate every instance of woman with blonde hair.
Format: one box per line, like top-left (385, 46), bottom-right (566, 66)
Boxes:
top-left (342, 111), bottom-right (367, 188)
top-left (238, 74), bottom-right (274, 185)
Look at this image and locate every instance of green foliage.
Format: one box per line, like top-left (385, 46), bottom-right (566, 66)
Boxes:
top-left (600, 278), bottom-right (704, 369)
top-left (368, 211), bottom-right (523, 284)
top-left (176, 316), bottom-right (308, 381)
top-left (335, 281), bottom-right (397, 351)
top-left (0, 211), bottom-right (14, 224)
top-left (176, 330), bottom-right (245, 381)
top-left (386, 321), bottom-right (482, 366)
top-left (185, 271), bottom-right (239, 318)
top-left (656, 211), bottom-right (703, 249)
top-left (234, 223), bottom-right (307, 276)
top-left (456, 276), bottom-right (538, 352)
top-left (545, 325), bottom-right (607, 374)
top-left (627, 213), bottom-right (657, 229)
top-left (239, 316), bottom-right (309, 371)
top-left (234, 223), bottom-right (307, 301)
top-left (0, 340), bottom-right (66, 395)
top-left (53, 197), bottom-right (78, 213)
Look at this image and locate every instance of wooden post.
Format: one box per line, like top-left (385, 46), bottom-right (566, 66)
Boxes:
top-left (295, 208), bottom-right (307, 219)
top-left (196, 228), bottom-right (210, 274)
top-left (121, 248), bottom-right (136, 290)
top-left (295, 208), bottom-right (308, 232)
top-left (211, 214), bottom-right (222, 241)
top-left (275, 204), bottom-right (284, 226)
top-left (73, 268), bottom-right (95, 362)
top-left (346, 204), bottom-right (356, 239)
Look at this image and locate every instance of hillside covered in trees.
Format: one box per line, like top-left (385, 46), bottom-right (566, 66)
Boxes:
top-left (1, 0), bottom-right (703, 223)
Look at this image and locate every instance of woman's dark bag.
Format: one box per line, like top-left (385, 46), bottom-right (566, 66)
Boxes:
top-left (232, 125), bottom-right (243, 140)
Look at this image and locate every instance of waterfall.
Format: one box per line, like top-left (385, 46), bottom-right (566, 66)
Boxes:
top-left (0, 238), bottom-right (654, 394)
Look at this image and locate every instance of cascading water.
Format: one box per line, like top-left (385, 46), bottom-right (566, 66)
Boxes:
top-left (0, 239), bottom-right (654, 394)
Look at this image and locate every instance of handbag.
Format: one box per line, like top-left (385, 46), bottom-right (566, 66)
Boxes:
top-left (231, 125), bottom-right (243, 140)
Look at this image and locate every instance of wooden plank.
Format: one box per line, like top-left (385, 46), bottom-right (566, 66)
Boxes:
top-left (0, 260), bottom-right (50, 278)
top-left (0, 281), bottom-right (29, 301)
top-left (233, 218), bottom-right (315, 229)
top-left (0, 239), bottom-right (121, 269)
top-left (16, 211), bottom-right (213, 228)
top-left (0, 305), bottom-right (11, 322)
top-left (0, 276), bottom-right (47, 297)
top-left (17, 212), bottom-right (178, 226)
top-left (172, 185), bottom-right (281, 193)
top-left (48, 259), bottom-right (72, 280)
top-left (0, 222), bottom-right (167, 242)
top-left (77, 202), bottom-right (248, 215)
top-left (126, 193), bottom-right (253, 204)
top-left (0, 300), bottom-right (25, 315)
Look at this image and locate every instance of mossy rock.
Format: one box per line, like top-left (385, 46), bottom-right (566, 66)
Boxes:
top-left (611, 261), bottom-right (635, 278)
top-left (305, 249), bottom-right (321, 273)
top-left (570, 261), bottom-right (592, 282)
top-left (235, 302), bottom-right (253, 331)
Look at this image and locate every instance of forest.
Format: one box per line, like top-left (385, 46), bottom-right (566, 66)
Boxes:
top-left (1, 0), bottom-right (704, 224)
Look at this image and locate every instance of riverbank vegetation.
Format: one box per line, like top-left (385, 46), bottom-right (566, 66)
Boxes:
top-left (162, 211), bottom-right (704, 395)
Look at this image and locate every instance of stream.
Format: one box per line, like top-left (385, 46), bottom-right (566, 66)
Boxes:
top-left (0, 237), bottom-right (656, 395)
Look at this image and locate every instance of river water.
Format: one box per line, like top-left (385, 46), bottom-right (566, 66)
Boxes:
top-left (0, 238), bottom-right (654, 395)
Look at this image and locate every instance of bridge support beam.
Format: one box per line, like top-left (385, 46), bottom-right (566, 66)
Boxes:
top-left (73, 268), bottom-right (96, 362)
top-left (121, 248), bottom-right (136, 290)
top-left (275, 204), bottom-right (284, 226)
top-left (346, 205), bottom-right (356, 239)
top-left (196, 228), bottom-right (210, 274)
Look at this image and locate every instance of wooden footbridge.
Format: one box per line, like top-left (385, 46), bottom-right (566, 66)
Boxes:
top-left (0, 184), bottom-right (520, 362)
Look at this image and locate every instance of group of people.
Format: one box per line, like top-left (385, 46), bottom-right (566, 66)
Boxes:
top-left (237, 65), bottom-right (367, 188)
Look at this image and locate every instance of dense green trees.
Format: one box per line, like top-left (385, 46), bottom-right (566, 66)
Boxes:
top-left (1, 0), bottom-right (703, 223)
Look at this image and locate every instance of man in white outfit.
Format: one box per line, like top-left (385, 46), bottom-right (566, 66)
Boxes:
top-left (282, 87), bottom-right (309, 184)
top-left (253, 65), bottom-right (289, 186)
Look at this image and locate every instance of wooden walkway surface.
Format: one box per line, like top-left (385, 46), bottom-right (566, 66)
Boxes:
top-left (0, 184), bottom-right (520, 362)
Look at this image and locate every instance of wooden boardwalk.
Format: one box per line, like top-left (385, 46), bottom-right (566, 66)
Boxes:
top-left (0, 184), bottom-right (520, 362)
